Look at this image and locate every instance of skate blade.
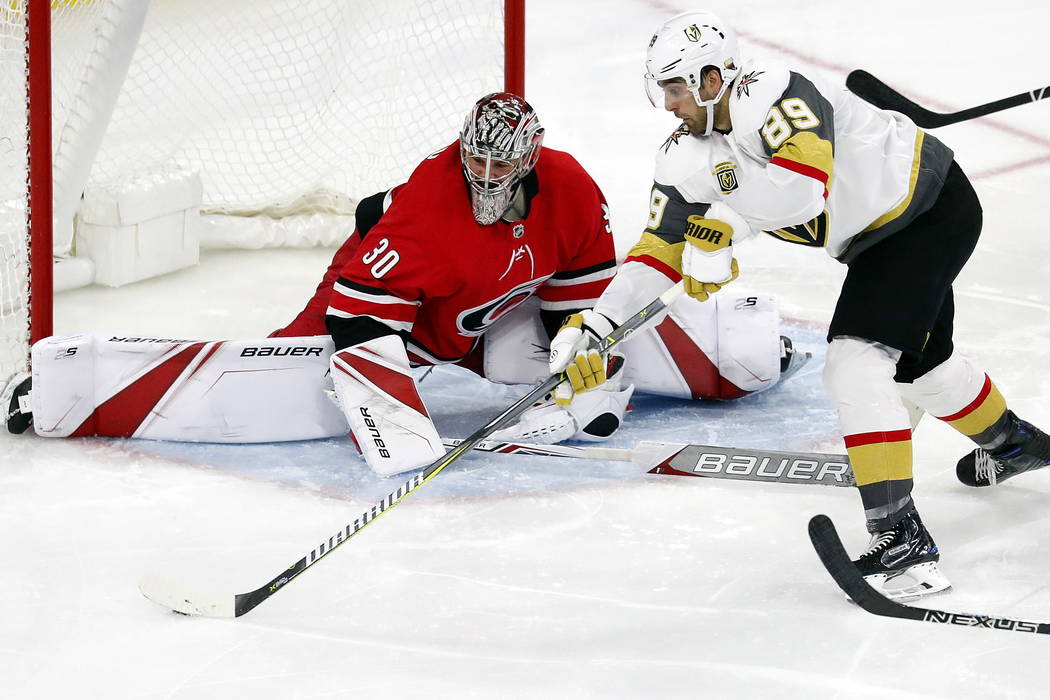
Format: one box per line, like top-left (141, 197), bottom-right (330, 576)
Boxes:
top-left (846, 561), bottom-right (952, 604)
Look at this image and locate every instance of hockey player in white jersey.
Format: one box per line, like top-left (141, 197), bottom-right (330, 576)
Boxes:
top-left (546, 10), bottom-right (1050, 600)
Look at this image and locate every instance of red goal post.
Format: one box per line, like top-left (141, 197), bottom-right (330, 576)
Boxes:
top-left (1, 0), bottom-right (526, 383)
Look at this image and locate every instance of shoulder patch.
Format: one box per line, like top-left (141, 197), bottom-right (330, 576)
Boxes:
top-left (729, 61), bottom-right (790, 135)
top-left (735, 70), bottom-right (765, 99)
top-left (660, 123), bottom-right (692, 154)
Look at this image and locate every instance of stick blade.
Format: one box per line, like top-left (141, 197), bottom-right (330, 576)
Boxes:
top-left (846, 70), bottom-right (908, 112)
top-left (138, 573), bottom-right (236, 618)
top-left (807, 514), bottom-right (917, 618)
top-left (845, 69), bottom-right (951, 128)
top-left (845, 70), bottom-right (881, 99)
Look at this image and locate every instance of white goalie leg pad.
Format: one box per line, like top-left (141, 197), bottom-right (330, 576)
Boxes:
top-left (30, 333), bottom-right (346, 441)
top-left (708, 292), bottom-right (781, 392)
top-left (619, 290), bottom-right (781, 398)
top-left (331, 335), bottom-right (443, 477)
top-left (29, 334), bottom-right (98, 437)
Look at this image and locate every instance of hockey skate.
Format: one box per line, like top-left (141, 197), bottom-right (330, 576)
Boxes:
top-left (2, 372), bottom-right (32, 435)
top-left (779, 335), bottom-right (811, 382)
top-left (851, 509), bottom-right (951, 602)
top-left (956, 411), bottom-right (1050, 487)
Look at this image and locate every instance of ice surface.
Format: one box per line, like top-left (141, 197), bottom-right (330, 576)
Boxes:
top-left (2, 1), bottom-right (1049, 698)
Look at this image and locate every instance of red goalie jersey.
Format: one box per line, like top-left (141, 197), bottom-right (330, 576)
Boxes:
top-left (274, 142), bottom-right (618, 364)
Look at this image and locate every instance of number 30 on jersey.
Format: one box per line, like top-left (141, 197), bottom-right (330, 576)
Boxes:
top-left (361, 238), bottom-right (400, 278)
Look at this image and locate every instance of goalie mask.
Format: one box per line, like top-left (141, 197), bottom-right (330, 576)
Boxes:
top-left (460, 92), bottom-right (544, 225)
top-left (644, 11), bottom-right (741, 136)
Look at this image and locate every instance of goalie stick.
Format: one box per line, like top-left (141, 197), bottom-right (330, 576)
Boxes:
top-left (808, 514), bottom-right (1050, 636)
top-left (847, 69), bottom-right (1050, 128)
top-left (442, 438), bottom-right (855, 488)
top-left (138, 282), bottom-right (686, 618)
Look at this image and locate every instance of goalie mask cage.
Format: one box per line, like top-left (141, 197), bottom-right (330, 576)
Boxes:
top-left (0, 0), bottom-right (525, 382)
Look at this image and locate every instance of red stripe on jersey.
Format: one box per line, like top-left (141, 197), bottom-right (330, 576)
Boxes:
top-left (538, 277), bottom-right (612, 303)
top-left (770, 157), bottom-right (830, 199)
top-left (843, 429), bottom-right (912, 448)
top-left (937, 374), bottom-right (992, 421)
top-left (623, 254), bottom-right (681, 282)
top-left (335, 352), bottom-right (429, 417)
top-left (654, 317), bottom-right (746, 400)
top-left (72, 342), bottom-right (213, 437)
top-left (328, 290), bottom-right (417, 324)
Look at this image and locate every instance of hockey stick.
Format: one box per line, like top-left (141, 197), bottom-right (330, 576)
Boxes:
top-left (443, 438), bottom-right (855, 488)
top-left (808, 514), bottom-right (1050, 636)
top-left (847, 69), bottom-right (1050, 129)
top-left (138, 282), bottom-right (686, 618)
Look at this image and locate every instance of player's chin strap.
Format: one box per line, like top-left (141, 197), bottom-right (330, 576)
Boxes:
top-left (694, 77), bottom-right (733, 136)
top-left (137, 281), bottom-right (686, 618)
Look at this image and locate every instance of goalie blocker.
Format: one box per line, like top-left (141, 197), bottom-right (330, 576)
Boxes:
top-left (13, 289), bottom-right (791, 476)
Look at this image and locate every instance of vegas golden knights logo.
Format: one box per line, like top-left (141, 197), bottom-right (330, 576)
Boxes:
top-left (713, 161), bottom-right (739, 194)
top-left (683, 24), bottom-right (702, 42)
top-left (765, 211), bottom-right (831, 247)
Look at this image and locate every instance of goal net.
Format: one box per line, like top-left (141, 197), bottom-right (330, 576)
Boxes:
top-left (1, 0), bottom-right (519, 384)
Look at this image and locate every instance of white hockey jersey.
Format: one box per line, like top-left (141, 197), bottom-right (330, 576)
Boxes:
top-left (640, 58), bottom-right (955, 263)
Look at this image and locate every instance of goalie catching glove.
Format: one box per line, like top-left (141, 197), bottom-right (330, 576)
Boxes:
top-left (681, 202), bottom-right (747, 302)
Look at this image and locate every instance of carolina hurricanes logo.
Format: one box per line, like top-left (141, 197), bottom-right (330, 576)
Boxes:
top-left (457, 276), bottom-right (550, 337)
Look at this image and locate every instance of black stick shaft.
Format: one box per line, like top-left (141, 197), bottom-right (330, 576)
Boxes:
top-left (221, 283), bottom-right (686, 616)
top-left (847, 69), bottom-right (1050, 128)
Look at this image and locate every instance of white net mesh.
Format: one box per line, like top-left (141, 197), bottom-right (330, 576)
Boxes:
top-left (95, 0), bottom-right (504, 218)
top-left (0, 0), bottom-right (507, 382)
top-left (0, 3), bottom-right (31, 379)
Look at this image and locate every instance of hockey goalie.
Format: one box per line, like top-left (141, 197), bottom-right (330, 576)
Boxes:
top-left (3, 93), bottom-right (807, 477)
